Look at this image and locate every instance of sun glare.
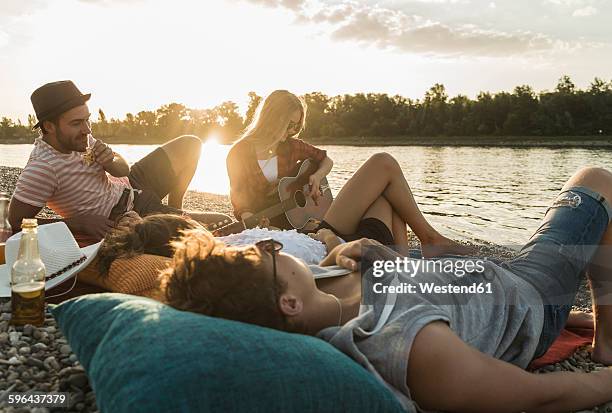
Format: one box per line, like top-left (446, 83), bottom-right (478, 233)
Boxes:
top-left (192, 135), bottom-right (231, 195)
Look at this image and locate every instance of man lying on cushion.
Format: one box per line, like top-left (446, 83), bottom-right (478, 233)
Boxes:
top-left (160, 166), bottom-right (612, 413)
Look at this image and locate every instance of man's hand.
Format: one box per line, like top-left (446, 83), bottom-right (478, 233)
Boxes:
top-left (309, 228), bottom-right (342, 254)
top-left (65, 215), bottom-right (115, 239)
top-left (92, 139), bottom-right (114, 167)
top-left (308, 174), bottom-right (322, 205)
top-left (320, 238), bottom-right (381, 271)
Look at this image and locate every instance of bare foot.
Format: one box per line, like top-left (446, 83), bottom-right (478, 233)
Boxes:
top-left (591, 341), bottom-right (612, 365)
top-left (566, 311), bottom-right (594, 329)
top-left (421, 236), bottom-right (475, 259)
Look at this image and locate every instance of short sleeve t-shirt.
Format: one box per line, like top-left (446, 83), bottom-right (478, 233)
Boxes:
top-left (317, 253), bottom-right (544, 412)
top-left (13, 136), bottom-right (130, 218)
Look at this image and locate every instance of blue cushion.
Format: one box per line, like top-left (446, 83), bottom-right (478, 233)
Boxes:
top-left (50, 293), bottom-right (405, 413)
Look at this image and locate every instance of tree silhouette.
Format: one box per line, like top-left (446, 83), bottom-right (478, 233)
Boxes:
top-left (2, 75), bottom-right (612, 145)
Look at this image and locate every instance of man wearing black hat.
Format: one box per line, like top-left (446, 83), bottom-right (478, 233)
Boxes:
top-left (8, 80), bottom-right (230, 240)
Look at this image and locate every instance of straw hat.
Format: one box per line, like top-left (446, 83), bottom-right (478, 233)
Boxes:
top-left (0, 222), bottom-right (101, 297)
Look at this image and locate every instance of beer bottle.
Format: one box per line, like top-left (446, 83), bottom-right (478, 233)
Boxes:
top-left (11, 218), bottom-right (45, 327)
top-left (0, 194), bottom-right (11, 243)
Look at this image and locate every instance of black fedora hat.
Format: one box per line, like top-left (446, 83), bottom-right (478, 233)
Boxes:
top-left (30, 80), bottom-right (91, 129)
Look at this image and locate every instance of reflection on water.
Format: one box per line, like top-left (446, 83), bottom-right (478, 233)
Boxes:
top-left (2, 143), bottom-right (611, 245)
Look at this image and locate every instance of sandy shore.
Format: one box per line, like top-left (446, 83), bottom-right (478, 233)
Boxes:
top-left (0, 165), bottom-right (610, 412)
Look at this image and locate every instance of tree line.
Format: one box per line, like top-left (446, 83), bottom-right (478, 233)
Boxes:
top-left (1, 75), bottom-right (612, 145)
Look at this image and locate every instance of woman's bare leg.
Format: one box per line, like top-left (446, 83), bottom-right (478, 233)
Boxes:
top-left (566, 311), bottom-right (594, 329)
top-left (324, 152), bottom-right (467, 256)
top-left (392, 210), bottom-right (409, 246)
top-left (559, 167), bottom-right (612, 364)
top-left (588, 226), bottom-right (612, 365)
top-left (361, 196), bottom-right (393, 233)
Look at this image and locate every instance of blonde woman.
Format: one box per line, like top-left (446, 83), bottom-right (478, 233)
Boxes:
top-left (227, 90), bottom-right (470, 254)
top-left (226, 90), bottom-right (333, 229)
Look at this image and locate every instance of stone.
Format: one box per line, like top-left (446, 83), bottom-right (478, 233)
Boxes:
top-left (36, 382), bottom-right (51, 392)
top-left (18, 346), bottom-right (31, 355)
top-left (0, 331), bottom-right (8, 344)
top-left (32, 342), bottom-right (48, 351)
top-left (43, 356), bottom-right (60, 371)
top-left (9, 331), bottom-right (21, 345)
top-left (59, 344), bottom-right (72, 355)
top-left (32, 370), bottom-right (47, 381)
top-left (26, 357), bottom-right (45, 369)
top-left (0, 320), bottom-right (8, 332)
top-left (1, 312), bottom-right (10, 321)
top-left (23, 324), bottom-right (34, 336)
top-left (68, 373), bottom-right (89, 388)
top-left (59, 366), bottom-right (84, 377)
top-left (69, 354), bottom-right (78, 363)
top-left (7, 356), bottom-right (21, 365)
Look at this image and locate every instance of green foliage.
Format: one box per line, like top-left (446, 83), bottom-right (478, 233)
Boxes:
top-left (2, 75), bottom-right (612, 144)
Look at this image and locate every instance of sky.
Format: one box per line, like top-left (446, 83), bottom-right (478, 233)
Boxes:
top-left (1, 0), bottom-right (611, 122)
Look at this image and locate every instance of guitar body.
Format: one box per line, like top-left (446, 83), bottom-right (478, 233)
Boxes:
top-left (278, 159), bottom-right (333, 229)
top-left (213, 159), bottom-right (333, 236)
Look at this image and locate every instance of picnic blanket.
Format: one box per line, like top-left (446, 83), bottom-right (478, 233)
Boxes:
top-left (529, 327), bottom-right (594, 370)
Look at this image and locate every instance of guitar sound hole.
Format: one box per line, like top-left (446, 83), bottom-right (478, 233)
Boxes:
top-left (294, 191), bottom-right (306, 208)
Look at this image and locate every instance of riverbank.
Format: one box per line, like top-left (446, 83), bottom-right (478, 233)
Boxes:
top-left (0, 164), bottom-right (610, 412)
top-left (2, 135), bottom-right (612, 148)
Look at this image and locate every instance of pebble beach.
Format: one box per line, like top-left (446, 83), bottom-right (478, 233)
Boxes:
top-left (1, 165), bottom-right (611, 412)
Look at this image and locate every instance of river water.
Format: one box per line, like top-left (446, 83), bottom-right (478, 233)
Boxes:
top-left (1, 142), bottom-right (610, 245)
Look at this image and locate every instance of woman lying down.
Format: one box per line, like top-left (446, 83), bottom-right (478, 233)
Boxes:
top-left (98, 212), bottom-right (334, 269)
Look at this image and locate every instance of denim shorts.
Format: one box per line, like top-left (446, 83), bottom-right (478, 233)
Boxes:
top-left (501, 186), bottom-right (612, 359)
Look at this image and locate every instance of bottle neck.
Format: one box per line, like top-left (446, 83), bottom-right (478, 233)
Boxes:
top-left (17, 228), bottom-right (40, 261)
top-left (0, 199), bottom-right (9, 224)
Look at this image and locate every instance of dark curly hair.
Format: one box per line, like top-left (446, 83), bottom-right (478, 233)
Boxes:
top-left (160, 230), bottom-right (298, 332)
top-left (97, 214), bottom-right (201, 275)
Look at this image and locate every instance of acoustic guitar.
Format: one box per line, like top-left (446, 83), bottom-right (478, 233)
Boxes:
top-left (213, 159), bottom-right (333, 236)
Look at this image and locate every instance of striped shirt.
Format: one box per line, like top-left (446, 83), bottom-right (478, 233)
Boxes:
top-left (13, 136), bottom-right (131, 218)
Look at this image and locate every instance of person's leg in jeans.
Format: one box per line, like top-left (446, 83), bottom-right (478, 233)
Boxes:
top-left (562, 167), bottom-right (612, 364)
top-left (159, 135), bottom-right (202, 209)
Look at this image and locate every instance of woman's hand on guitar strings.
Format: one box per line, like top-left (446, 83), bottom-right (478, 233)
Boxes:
top-left (308, 174), bottom-right (322, 205)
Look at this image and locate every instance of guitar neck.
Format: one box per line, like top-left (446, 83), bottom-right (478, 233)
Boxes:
top-left (244, 197), bottom-right (298, 227)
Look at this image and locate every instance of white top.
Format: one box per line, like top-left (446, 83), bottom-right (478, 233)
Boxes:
top-left (257, 157), bottom-right (278, 183)
top-left (218, 227), bottom-right (327, 264)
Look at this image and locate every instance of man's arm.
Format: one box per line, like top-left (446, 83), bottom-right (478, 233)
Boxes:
top-left (105, 152), bottom-right (130, 177)
top-left (93, 140), bottom-right (129, 177)
top-left (8, 198), bottom-right (55, 231)
top-left (9, 198), bottom-right (114, 239)
top-left (408, 321), bottom-right (612, 413)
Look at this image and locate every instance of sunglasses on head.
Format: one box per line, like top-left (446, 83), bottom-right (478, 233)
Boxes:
top-left (255, 239), bottom-right (283, 284)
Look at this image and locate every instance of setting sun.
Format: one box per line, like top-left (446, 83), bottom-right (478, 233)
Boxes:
top-left (193, 135), bottom-right (231, 195)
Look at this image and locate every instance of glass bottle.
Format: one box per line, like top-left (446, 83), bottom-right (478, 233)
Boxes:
top-left (0, 195), bottom-right (11, 243)
top-left (11, 218), bottom-right (46, 326)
